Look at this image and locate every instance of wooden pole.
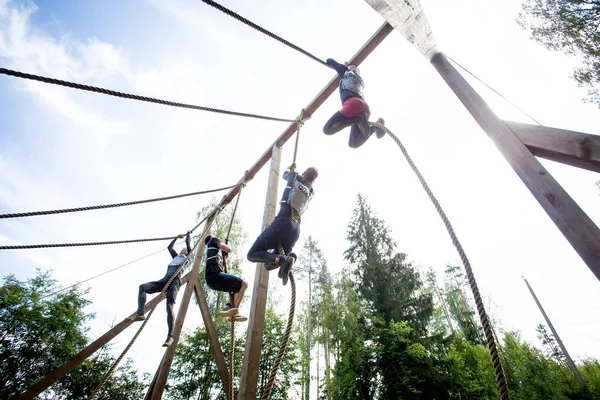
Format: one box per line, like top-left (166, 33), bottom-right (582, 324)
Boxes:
top-left (504, 121), bottom-right (600, 173)
top-left (431, 52), bottom-right (600, 281)
top-left (522, 277), bottom-right (586, 388)
top-left (146, 218), bottom-right (215, 400)
top-left (238, 143), bottom-right (282, 400)
top-left (193, 281), bottom-right (230, 396)
top-left (15, 273), bottom-right (191, 400)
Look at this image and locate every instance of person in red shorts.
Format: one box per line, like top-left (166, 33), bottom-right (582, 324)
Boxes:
top-left (323, 58), bottom-right (385, 149)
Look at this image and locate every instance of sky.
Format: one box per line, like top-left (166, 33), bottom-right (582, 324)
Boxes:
top-left (1, 0), bottom-right (600, 397)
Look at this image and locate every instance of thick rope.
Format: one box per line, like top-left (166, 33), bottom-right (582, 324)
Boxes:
top-left (229, 314), bottom-right (235, 400)
top-left (0, 183), bottom-right (240, 220)
top-left (3, 211), bottom-right (213, 250)
top-left (224, 185), bottom-right (243, 400)
top-left (292, 109), bottom-right (304, 166)
top-left (0, 236), bottom-right (174, 250)
top-left (88, 214), bottom-right (218, 399)
top-left (371, 121), bottom-right (510, 400)
top-left (0, 68), bottom-right (299, 123)
top-left (261, 272), bottom-right (296, 400)
top-left (261, 243), bottom-right (297, 400)
top-left (200, 0), bottom-right (328, 67)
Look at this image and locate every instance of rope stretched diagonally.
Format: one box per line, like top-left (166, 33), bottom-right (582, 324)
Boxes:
top-left (200, 0), bottom-right (328, 67)
top-left (0, 236), bottom-right (175, 250)
top-left (223, 184), bottom-right (244, 400)
top-left (292, 109), bottom-right (304, 166)
top-left (87, 214), bottom-right (218, 399)
top-left (0, 183), bottom-right (240, 220)
top-left (370, 122), bottom-right (510, 400)
top-left (261, 243), bottom-right (297, 400)
top-left (0, 68), bottom-right (299, 123)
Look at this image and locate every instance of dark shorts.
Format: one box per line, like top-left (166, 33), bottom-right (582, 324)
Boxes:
top-left (206, 273), bottom-right (243, 293)
top-left (140, 275), bottom-right (181, 304)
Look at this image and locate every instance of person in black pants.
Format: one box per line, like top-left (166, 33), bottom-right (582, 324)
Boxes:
top-left (130, 232), bottom-right (191, 347)
top-left (204, 235), bottom-right (248, 321)
top-left (323, 57), bottom-right (385, 149)
top-left (247, 163), bottom-right (318, 285)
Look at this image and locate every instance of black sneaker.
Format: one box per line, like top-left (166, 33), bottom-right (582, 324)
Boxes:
top-left (280, 253), bottom-right (297, 286)
top-left (371, 117), bottom-right (386, 139)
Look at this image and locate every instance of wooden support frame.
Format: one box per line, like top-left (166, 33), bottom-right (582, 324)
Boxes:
top-left (17, 21), bottom-right (394, 400)
top-left (430, 53), bottom-right (600, 280)
top-left (193, 281), bottom-right (230, 396)
top-left (146, 217), bottom-right (215, 400)
top-left (15, 273), bottom-right (191, 400)
top-left (237, 144), bottom-right (282, 400)
top-left (505, 121), bottom-right (600, 173)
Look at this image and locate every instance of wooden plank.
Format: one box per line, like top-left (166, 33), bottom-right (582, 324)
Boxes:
top-left (238, 144), bottom-right (282, 400)
top-left (205, 22), bottom-right (394, 222)
top-left (430, 52), bottom-right (600, 280)
top-left (193, 281), bottom-right (230, 398)
top-left (364, 0), bottom-right (438, 59)
top-left (505, 121), bottom-right (600, 173)
top-left (147, 219), bottom-right (215, 400)
top-left (15, 273), bottom-right (191, 400)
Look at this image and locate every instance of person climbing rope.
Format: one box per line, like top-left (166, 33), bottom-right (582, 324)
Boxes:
top-left (322, 58), bottom-right (385, 148)
top-left (204, 234), bottom-right (249, 322)
top-left (247, 164), bottom-right (317, 285)
top-left (130, 232), bottom-right (191, 347)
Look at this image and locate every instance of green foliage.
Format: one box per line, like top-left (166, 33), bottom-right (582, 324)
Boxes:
top-left (0, 269), bottom-right (145, 399)
top-left (444, 265), bottom-right (484, 345)
top-left (518, 0), bottom-right (600, 106)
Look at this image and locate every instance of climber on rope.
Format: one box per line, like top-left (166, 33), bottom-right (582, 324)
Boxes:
top-left (130, 231), bottom-right (191, 347)
top-left (247, 163), bottom-right (317, 285)
top-left (203, 234), bottom-right (249, 322)
top-left (323, 58), bottom-right (385, 149)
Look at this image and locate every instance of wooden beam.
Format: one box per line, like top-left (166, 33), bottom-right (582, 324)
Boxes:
top-left (431, 52), bottom-right (600, 280)
top-left (147, 219), bottom-right (215, 400)
top-left (193, 281), bottom-right (230, 398)
top-left (15, 273), bottom-right (191, 400)
top-left (205, 22), bottom-right (394, 222)
top-left (238, 144), bottom-right (282, 400)
top-left (505, 121), bottom-right (600, 173)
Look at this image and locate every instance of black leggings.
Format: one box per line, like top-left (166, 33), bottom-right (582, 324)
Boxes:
top-left (138, 277), bottom-right (180, 337)
top-left (323, 112), bottom-right (371, 149)
top-left (247, 216), bottom-right (300, 265)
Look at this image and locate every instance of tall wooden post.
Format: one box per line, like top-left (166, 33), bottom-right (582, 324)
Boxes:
top-left (146, 216), bottom-right (216, 400)
top-left (238, 144), bottom-right (282, 399)
top-left (431, 52), bottom-right (600, 281)
top-left (523, 277), bottom-right (586, 388)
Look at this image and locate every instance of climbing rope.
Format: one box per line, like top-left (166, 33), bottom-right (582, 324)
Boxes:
top-left (0, 183), bottom-right (240, 220)
top-left (291, 109), bottom-right (304, 167)
top-left (1, 235), bottom-right (175, 250)
top-left (371, 121), bottom-right (510, 400)
top-left (0, 68), bottom-right (299, 123)
top-left (444, 55), bottom-right (542, 126)
top-left (261, 244), bottom-right (297, 400)
top-left (223, 184), bottom-right (244, 400)
top-left (200, 0), bottom-right (328, 67)
top-left (88, 213), bottom-right (218, 399)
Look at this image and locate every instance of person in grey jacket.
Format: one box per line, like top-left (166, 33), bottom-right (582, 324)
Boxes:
top-left (131, 232), bottom-right (191, 347)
